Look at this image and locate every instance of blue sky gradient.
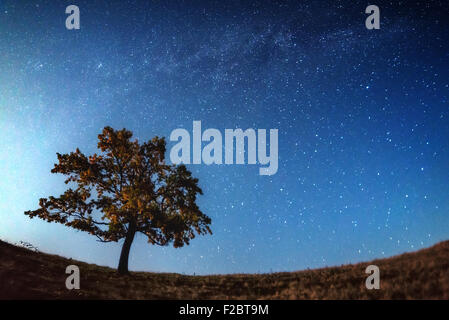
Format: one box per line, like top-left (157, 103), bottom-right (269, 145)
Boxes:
top-left (1, 0), bottom-right (448, 274)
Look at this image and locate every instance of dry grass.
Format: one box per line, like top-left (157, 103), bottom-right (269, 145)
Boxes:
top-left (1, 239), bottom-right (448, 299)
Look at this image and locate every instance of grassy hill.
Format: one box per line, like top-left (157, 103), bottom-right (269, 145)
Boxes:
top-left (1, 239), bottom-right (448, 299)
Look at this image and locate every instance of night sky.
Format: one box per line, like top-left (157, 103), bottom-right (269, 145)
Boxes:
top-left (1, 0), bottom-right (448, 274)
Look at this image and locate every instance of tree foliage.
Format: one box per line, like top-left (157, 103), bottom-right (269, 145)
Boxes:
top-left (25, 127), bottom-right (212, 273)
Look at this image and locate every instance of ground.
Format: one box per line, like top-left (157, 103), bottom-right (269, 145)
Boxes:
top-left (1, 239), bottom-right (448, 299)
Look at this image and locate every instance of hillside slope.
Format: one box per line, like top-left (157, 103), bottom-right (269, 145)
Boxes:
top-left (1, 239), bottom-right (448, 299)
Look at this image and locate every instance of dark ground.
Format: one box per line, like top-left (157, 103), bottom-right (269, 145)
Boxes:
top-left (1, 239), bottom-right (448, 299)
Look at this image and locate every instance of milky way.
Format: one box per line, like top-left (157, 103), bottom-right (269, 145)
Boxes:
top-left (0, 0), bottom-right (448, 274)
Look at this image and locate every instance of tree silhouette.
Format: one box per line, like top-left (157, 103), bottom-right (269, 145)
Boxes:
top-left (25, 127), bottom-right (212, 275)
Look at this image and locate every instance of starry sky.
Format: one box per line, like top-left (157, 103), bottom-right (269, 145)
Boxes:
top-left (1, 0), bottom-right (448, 274)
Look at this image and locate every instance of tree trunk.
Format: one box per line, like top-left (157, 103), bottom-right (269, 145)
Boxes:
top-left (117, 220), bottom-right (137, 275)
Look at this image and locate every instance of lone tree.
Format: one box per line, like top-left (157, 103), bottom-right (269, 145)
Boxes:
top-left (25, 127), bottom-right (212, 275)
